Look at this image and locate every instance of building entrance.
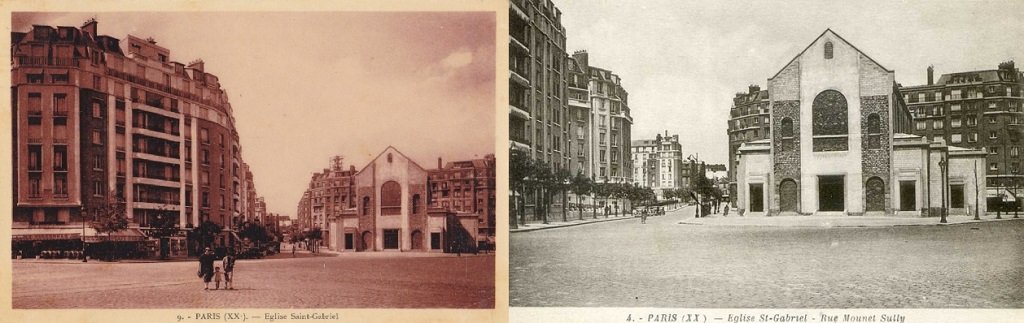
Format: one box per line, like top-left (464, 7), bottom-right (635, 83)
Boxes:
top-left (383, 229), bottom-right (399, 249)
top-left (900, 181), bottom-right (916, 211)
top-left (749, 184), bottom-right (764, 212)
top-left (818, 175), bottom-right (845, 211)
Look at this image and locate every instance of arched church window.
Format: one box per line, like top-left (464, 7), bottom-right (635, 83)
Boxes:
top-left (381, 181), bottom-right (401, 215)
top-left (824, 41), bottom-right (834, 59)
top-left (812, 90), bottom-right (849, 151)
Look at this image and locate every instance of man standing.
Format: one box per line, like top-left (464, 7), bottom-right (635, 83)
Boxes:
top-left (198, 247), bottom-right (216, 290)
top-left (222, 250), bottom-right (236, 290)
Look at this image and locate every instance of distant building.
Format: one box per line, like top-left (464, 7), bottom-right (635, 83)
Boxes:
top-left (728, 85), bottom-right (771, 207)
top-left (900, 62), bottom-right (1024, 209)
top-left (632, 132), bottom-right (686, 199)
top-left (735, 30), bottom-right (986, 216)
top-left (428, 155), bottom-right (497, 241)
top-left (295, 156), bottom-right (356, 245)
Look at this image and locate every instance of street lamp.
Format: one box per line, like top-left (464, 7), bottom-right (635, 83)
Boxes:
top-left (939, 156), bottom-right (948, 224)
top-left (81, 206), bottom-right (88, 262)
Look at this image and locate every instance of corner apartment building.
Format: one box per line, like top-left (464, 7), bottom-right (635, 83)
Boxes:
top-left (428, 155), bottom-right (497, 239)
top-left (727, 85), bottom-right (771, 206)
top-left (295, 156), bottom-right (357, 244)
top-left (566, 51), bottom-right (591, 177)
top-left (632, 132), bottom-right (685, 199)
top-left (11, 20), bottom-right (254, 255)
top-left (901, 62), bottom-right (1024, 208)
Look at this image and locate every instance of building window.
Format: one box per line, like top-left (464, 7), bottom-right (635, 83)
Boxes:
top-left (54, 173), bottom-right (68, 197)
top-left (951, 134), bottom-right (962, 144)
top-left (93, 155), bottom-right (103, 170)
top-left (53, 146), bottom-right (68, 171)
top-left (202, 192), bottom-right (209, 207)
top-left (200, 128), bottom-right (209, 144)
top-left (968, 133), bottom-right (978, 143)
top-left (951, 118), bottom-right (962, 128)
top-left (990, 163), bottom-right (999, 171)
top-left (93, 182), bottom-right (104, 196)
top-left (362, 196), bottom-right (371, 215)
top-left (915, 121), bottom-right (927, 130)
top-left (824, 41), bottom-right (834, 59)
top-left (381, 181), bottom-right (401, 215)
top-left (92, 101), bottom-right (102, 118)
top-left (412, 194), bottom-right (421, 214)
top-left (866, 113), bottom-right (881, 149)
top-left (28, 173), bottom-right (41, 198)
top-left (812, 90), bottom-right (848, 151)
top-left (92, 130), bottom-right (102, 145)
top-left (53, 93), bottom-right (68, 115)
top-left (933, 120), bottom-right (944, 130)
top-left (990, 131), bottom-right (998, 139)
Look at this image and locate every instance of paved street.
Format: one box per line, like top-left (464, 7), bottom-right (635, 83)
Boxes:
top-left (13, 253), bottom-right (494, 308)
top-left (511, 206), bottom-right (1024, 308)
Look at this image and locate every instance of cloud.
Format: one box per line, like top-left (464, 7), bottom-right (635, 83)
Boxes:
top-left (441, 48), bottom-right (474, 69)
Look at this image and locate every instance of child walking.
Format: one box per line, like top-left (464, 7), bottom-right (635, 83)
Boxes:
top-left (213, 266), bottom-right (224, 290)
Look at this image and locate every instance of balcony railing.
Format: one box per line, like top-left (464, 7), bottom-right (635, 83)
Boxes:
top-left (15, 56), bottom-right (81, 67)
top-left (106, 68), bottom-right (220, 108)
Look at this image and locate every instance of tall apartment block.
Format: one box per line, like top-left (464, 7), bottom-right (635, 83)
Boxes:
top-left (428, 155), bottom-right (497, 239)
top-left (571, 51), bottom-right (632, 185)
top-left (566, 52), bottom-right (591, 177)
top-left (11, 20), bottom-right (256, 256)
top-left (296, 156), bottom-right (357, 244)
top-left (901, 62), bottom-right (1024, 208)
top-left (632, 132), bottom-right (685, 199)
top-left (509, 0), bottom-right (570, 170)
top-left (727, 85), bottom-right (771, 206)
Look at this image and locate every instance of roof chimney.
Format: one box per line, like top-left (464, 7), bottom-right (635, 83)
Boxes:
top-left (81, 18), bottom-right (97, 36)
top-left (438, 157), bottom-right (443, 170)
top-left (927, 65), bottom-right (934, 85)
top-left (748, 85), bottom-right (760, 94)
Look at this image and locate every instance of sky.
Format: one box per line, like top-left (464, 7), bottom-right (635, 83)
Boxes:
top-left (12, 12), bottom-right (496, 216)
top-left (556, 0), bottom-right (1024, 165)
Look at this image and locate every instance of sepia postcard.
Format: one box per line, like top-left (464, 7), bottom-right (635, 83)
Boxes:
top-left (1, 1), bottom-right (505, 323)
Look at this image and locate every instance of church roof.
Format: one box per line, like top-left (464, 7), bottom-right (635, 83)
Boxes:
top-left (770, 29), bottom-right (893, 80)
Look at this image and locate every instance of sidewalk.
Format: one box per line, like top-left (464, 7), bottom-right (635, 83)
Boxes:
top-left (511, 215), bottom-right (635, 233)
top-left (678, 213), bottom-right (1024, 227)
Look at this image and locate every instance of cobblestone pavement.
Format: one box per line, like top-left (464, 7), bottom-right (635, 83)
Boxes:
top-left (510, 206), bottom-right (1024, 308)
top-left (14, 253), bottom-right (494, 308)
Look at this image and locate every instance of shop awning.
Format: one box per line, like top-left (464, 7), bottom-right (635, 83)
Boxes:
top-left (83, 228), bottom-right (147, 243)
top-left (12, 227), bottom-right (82, 241)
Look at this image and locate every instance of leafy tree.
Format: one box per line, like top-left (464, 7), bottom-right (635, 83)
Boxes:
top-left (509, 149), bottom-right (534, 228)
top-left (532, 163), bottom-right (554, 224)
top-left (570, 172), bottom-right (593, 221)
top-left (87, 191), bottom-right (128, 261)
top-left (195, 220), bottom-right (223, 252)
top-left (551, 168), bottom-right (572, 222)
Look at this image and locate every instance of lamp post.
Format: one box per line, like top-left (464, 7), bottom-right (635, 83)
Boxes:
top-left (974, 160), bottom-right (980, 221)
top-left (939, 156), bottom-right (948, 224)
top-left (81, 206), bottom-right (88, 262)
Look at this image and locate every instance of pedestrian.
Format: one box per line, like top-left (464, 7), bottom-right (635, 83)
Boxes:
top-left (213, 266), bottom-right (223, 290)
top-left (198, 247), bottom-right (216, 290)
top-left (291, 244), bottom-right (296, 257)
top-left (724, 204), bottom-right (730, 217)
top-left (641, 210), bottom-right (647, 224)
top-left (222, 250), bottom-right (236, 290)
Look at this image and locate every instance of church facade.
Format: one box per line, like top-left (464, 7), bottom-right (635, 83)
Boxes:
top-left (327, 147), bottom-right (479, 252)
top-left (735, 30), bottom-right (987, 217)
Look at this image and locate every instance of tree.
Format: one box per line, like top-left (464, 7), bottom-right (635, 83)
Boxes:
top-left (551, 168), bottom-right (572, 222)
top-left (570, 172), bottom-right (593, 221)
top-left (87, 191), bottom-right (128, 261)
top-left (592, 182), bottom-right (610, 218)
top-left (509, 149), bottom-right (534, 228)
top-left (195, 220), bottom-right (223, 253)
top-left (532, 163), bottom-right (554, 224)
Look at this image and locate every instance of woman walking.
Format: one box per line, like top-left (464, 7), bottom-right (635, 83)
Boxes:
top-left (198, 247), bottom-right (216, 290)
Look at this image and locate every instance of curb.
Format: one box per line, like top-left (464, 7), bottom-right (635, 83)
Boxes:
top-left (675, 217), bottom-right (1024, 228)
top-left (511, 216), bottom-right (635, 233)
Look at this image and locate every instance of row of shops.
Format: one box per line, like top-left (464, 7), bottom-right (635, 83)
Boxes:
top-left (11, 226), bottom-right (238, 260)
